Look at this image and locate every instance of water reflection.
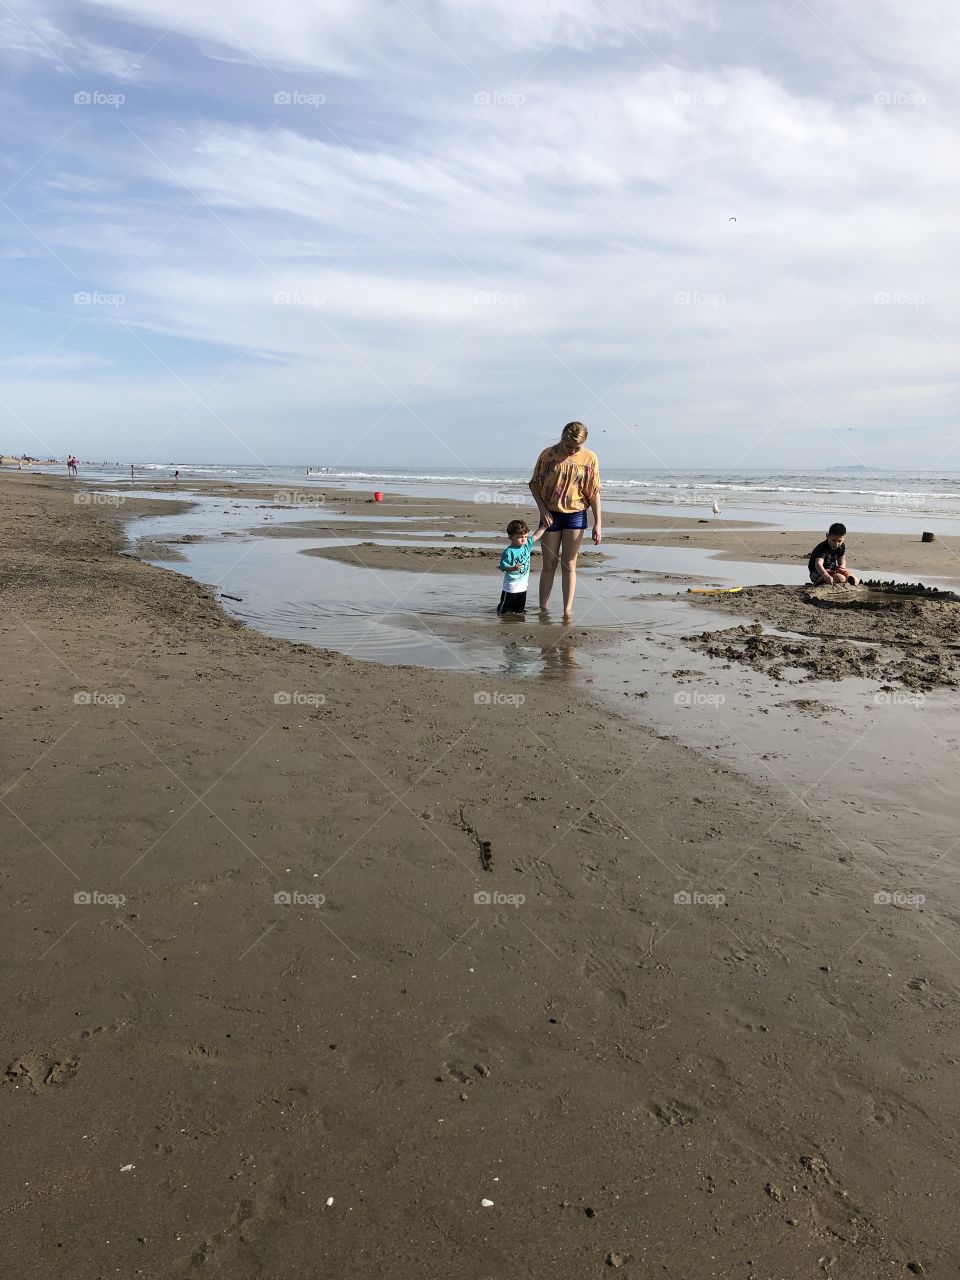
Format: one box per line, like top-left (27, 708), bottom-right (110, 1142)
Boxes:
top-left (497, 621), bottom-right (583, 680)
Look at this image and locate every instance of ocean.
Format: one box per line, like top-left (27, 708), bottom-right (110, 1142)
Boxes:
top-left (40, 462), bottom-right (960, 521)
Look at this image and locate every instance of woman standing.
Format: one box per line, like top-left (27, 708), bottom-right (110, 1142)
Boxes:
top-left (528, 421), bottom-right (601, 622)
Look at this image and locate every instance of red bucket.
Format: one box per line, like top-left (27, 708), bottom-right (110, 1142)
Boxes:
top-left (374, 491), bottom-right (384, 502)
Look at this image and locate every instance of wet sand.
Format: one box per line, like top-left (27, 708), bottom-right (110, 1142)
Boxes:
top-left (684, 583), bottom-right (960, 690)
top-left (609, 525), bottom-right (960, 577)
top-left (2, 473), bottom-right (958, 1278)
top-left (301, 542), bottom-right (607, 574)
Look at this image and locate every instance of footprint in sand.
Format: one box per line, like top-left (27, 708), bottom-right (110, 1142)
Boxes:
top-left (4, 1053), bottom-right (79, 1090)
top-left (652, 1100), bottom-right (698, 1127)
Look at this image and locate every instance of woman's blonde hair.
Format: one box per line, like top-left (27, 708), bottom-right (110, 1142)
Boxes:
top-left (560, 420), bottom-right (588, 448)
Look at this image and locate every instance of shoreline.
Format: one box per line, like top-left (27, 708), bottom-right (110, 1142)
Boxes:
top-left (3, 473), bottom-right (959, 1276)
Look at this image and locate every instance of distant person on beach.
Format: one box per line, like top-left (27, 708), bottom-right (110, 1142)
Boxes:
top-left (809, 523), bottom-right (859, 585)
top-left (497, 519), bottom-right (546, 615)
top-left (528, 421), bottom-right (601, 621)
top-left (130, 464), bottom-right (135, 481)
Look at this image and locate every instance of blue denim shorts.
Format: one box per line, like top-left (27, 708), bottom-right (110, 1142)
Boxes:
top-left (544, 509), bottom-right (588, 532)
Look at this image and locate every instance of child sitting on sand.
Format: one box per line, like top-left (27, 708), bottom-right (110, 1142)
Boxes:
top-left (497, 519), bottom-right (546, 615)
top-left (808, 523), bottom-right (859, 586)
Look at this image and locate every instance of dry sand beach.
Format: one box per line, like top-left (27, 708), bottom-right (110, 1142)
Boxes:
top-left (3, 473), bottom-right (960, 1278)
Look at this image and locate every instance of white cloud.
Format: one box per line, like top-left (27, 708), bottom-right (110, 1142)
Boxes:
top-left (76, 0), bottom-right (704, 70)
top-left (0, 13), bottom-right (144, 79)
top-left (1, 1), bottom-right (957, 464)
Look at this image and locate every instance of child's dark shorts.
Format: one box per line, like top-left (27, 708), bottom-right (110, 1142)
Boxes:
top-left (497, 590), bottom-right (527, 614)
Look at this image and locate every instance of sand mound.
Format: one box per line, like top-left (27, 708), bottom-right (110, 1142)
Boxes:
top-left (684, 585), bottom-right (960, 690)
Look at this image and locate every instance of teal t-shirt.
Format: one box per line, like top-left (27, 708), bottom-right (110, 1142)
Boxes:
top-left (499, 535), bottom-right (535, 592)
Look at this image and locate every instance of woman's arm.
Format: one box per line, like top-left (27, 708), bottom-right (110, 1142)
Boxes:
top-left (528, 475), bottom-right (553, 526)
top-left (590, 492), bottom-right (602, 544)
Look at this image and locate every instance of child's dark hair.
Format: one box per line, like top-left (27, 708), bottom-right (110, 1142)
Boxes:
top-left (828, 522), bottom-right (847, 537)
top-left (507, 519), bottom-right (529, 537)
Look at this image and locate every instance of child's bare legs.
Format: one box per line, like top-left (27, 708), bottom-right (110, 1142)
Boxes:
top-left (538, 531), bottom-right (561, 610)
top-left (560, 528), bottom-right (584, 620)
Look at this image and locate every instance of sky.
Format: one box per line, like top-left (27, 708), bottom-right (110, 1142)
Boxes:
top-left (0, 0), bottom-right (957, 470)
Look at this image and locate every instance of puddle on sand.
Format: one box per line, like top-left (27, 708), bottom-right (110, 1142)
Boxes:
top-left (138, 531), bottom-right (657, 673)
top-left (126, 494), bottom-right (960, 867)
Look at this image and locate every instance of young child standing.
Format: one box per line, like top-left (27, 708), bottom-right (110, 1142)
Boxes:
top-left (808, 522), bottom-right (859, 585)
top-left (497, 519), bottom-right (545, 614)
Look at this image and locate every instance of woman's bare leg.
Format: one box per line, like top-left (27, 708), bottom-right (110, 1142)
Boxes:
top-left (560, 528), bottom-right (584, 620)
top-left (538, 531), bottom-right (561, 609)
